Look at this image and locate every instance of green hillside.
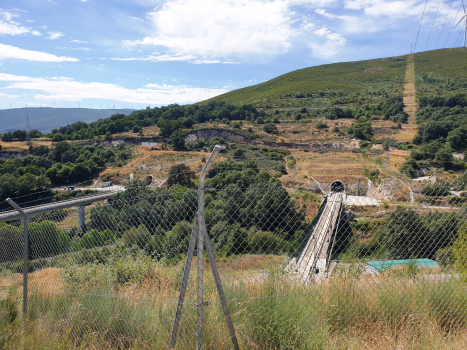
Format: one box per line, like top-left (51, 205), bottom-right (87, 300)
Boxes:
top-left (415, 48), bottom-right (467, 96)
top-left (204, 55), bottom-right (408, 107)
top-left (204, 48), bottom-right (467, 109)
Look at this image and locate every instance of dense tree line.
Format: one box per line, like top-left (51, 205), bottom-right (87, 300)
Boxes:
top-left (0, 142), bottom-right (132, 207)
top-left (400, 93), bottom-right (467, 177)
top-left (47, 102), bottom-right (266, 141)
top-left (348, 207), bottom-right (461, 260)
top-left (317, 96), bottom-right (406, 123)
top-left (414, 103), bottom-right (467, 151)
top-left (1, 129), bottom-right (42, 141)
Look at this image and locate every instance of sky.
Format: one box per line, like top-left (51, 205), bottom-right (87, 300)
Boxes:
top-left (0, 0), bottom-right (465, 110)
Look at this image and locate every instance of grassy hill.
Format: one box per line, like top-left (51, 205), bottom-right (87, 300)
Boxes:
top-left (415, 48), bottom-right (467, 96)
top-left (0, 108), bottom-right (135, 133)
top-left (204, 48), bottom-right (467, 109)
top-left (204, 55), bottom-right (408, 107)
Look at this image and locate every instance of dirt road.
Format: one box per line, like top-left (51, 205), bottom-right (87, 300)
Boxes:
top-left (396, 54), bottom-right (418, 142)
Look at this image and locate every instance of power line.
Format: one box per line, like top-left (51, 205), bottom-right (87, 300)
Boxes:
top-left (414, 0), bottom-right (429, 53)
top-left (453, 25), bottom-right (464, 47)
top-left (435, 0), bottom-right (454, 49)
top-left (425, 0), bottom-right (443, 51)
top-left (444, 0), bottom-right (463, 48)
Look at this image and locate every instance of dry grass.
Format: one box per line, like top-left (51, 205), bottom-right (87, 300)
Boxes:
top-left (280, 149), bottom-right (381, 183)
top-left (396, 56), bottom-right (418, 142)
top-left (2, 258), bottom-right (467, 349)
top-left (102, 147), bottom-right (210, 179)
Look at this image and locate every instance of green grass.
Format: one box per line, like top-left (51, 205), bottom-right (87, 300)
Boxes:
top-left (3, 262), bottom-right (467, 349)
top-left (203, 56), bottom-right (407, 108)
top-left (415, 48), bottom-right (467, 96)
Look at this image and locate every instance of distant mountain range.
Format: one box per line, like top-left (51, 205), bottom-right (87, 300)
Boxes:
top-left (0, 108), bottom-right (135, 134)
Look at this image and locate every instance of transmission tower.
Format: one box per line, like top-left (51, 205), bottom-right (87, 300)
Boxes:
top-left (25, 114), bottom-right (30, 141)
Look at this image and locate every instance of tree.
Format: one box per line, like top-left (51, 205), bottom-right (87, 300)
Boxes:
top-left (132, 125), bottom-right (140, 133)
top-left (123, 225), bottom-right (152, 250)
top-left (263, 123), bottom-right (278, 133)
top-left (447, 127), bottom-right (467, 151)
top-left (30, 129), bottom-right (42, 138)
top-left (171, 130), bottom-right (187, 150)
top-left (2, 132), bottom-right (13, 141)
top-left (167, 164), bottom-right (194, 187)
top-left (16, 173), bottom-right (36, 194)
top-left (52, 133), bottom-right (65, 142)
top-left (70, 163), bottom-right (92, 182)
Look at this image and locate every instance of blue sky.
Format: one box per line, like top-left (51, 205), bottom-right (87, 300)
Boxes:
top-left (0, 0), bottom-right (465, 110)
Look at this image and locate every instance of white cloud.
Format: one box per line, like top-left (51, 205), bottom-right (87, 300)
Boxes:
top-left (344, 0), bottom-right (451, 18)
top-left (0, 73), bottom-right (228, 104)
top-left (0, 19), bottom-right (29, 35)
top-left (123, 0), bottom-right (298, 58)
top-left (71, 39), bottom-right (88, 43)
top-left (112, 53), bottom-right (196, 62)
top-left (31, 30), bottom-right (41, 36)
top-left (130, 16), bottom-right (145, 22)
top-left (315, 8), bottom-right (383, 33)
top-left (111, 53), bottom-right (236, 64)
top-left (0, 92), bottom-right (20, 98)
top-left (309, 26), bottom-right (347, 58)
top-left (47, 31), bottom-right (64, 39)
top-left (57, 46), bottom-right (92, 51)
top-left (0, 44), bottom-right (79, 62)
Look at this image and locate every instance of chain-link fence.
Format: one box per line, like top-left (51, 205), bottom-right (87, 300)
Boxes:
top-left (1, 146), bottom-right (467, 349)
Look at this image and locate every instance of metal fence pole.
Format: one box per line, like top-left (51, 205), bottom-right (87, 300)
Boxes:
top-left (196, 145), bottom-right (221, 350)
top-left (6, 198), bottom-right (29, 317)
top-left (169, 216), bottom-right (199, 349)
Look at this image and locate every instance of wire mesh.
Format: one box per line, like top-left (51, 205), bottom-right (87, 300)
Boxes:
top-left (1, 156), bottom-right (467, 349)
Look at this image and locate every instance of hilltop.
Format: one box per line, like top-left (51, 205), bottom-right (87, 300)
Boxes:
top-left (203, 48), bottom-right (467, 110)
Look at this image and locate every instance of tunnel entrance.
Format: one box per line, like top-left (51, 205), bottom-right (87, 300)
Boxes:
top-left (330, 180), bottom-right (345, 193)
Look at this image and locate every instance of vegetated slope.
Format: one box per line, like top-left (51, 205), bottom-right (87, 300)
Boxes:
top-left (0, 108), bottom-right (135, 133)
top-left (399, 49), bottom-right (467, 178)
top-left (415, 48), bottom-right (467, 97)
top-left (204, 56), bottom-right (407, 106)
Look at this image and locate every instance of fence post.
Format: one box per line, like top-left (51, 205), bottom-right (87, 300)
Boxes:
top-left (196, 145), bottom-right (221, 350)
top-left (6, 198), bottom-right (29, 317)
top-left (169, 145), bottom-right (239, 350)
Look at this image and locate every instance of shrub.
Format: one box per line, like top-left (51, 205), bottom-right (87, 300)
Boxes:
top-left (132, 125), bottom-right (140, 133)
top-left (422, 181), bottom-right (451, 196)
top-left (247, 229), bottom-right (284, 254)
top-left (316, 121), bottom-right (328, 129)
top-left (123, 226), bottom-right (152, 250)
top-left (167, 163), bottom-right (194, 187)
top-left (263, 123), bottom-right (278, 133)
top-left (233, 149), bottom-right (245, 158)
